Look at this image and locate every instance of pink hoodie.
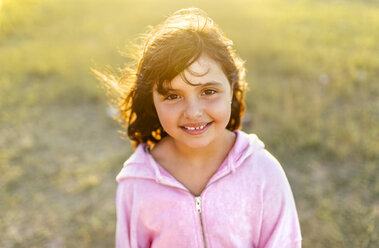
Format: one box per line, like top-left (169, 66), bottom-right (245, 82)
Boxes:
top-left (116, 130), bottom-right (302, 247)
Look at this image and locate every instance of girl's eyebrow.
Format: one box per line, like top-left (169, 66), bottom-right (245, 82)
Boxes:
top-left (166, 81), bottom-right (224, 91)
top-left (188, 81), bottom-right (224, 88)
top-left (197, 81), bottom-right (223, 87)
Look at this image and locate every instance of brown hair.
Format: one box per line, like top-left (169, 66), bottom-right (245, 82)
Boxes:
top-left (94, 8), bottom-right (247, 149)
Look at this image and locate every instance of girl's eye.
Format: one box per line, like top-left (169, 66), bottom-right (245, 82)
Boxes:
top-left (165, 94), bottom-right (180, 100)
top-left (202, 89), bottom-right (216, 95)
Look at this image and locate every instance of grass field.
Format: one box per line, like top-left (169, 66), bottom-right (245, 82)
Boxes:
top-left (0, 0), bottom-right (378, 247)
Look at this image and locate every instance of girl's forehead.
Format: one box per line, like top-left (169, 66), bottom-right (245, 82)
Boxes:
top-left (187, 54), bottom-right (220, 75)
top-left (171, 63), bottom-right (228, 89)
top-left (154, 54), bottom-right (228, 92)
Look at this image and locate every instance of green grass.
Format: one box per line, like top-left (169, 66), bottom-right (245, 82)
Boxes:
top-left (0, 0), bottom-right (378, 247)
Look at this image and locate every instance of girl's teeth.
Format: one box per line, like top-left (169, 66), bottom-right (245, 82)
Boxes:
top-left (185, 124), bottom-right (206, 130)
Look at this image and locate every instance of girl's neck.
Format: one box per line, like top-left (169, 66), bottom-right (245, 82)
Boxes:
top-left (155, 130), bottom-right (236, 169)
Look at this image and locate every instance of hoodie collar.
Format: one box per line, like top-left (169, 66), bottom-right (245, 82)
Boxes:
top-left (116, 130), bottom-right (265, 190)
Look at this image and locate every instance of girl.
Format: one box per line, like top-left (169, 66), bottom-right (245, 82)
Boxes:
top-left (97, 8), bottom-right (302, 248)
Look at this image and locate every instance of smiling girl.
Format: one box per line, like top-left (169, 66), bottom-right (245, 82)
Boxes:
top-left (96, 8), bottom-right (302, 248)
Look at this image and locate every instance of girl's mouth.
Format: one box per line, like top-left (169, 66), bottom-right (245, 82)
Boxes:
top-left (180, 122), bottom-right (212, 135)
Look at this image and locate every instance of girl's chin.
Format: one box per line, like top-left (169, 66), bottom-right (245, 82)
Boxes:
top-left (178, 141), bottom-right (214, 150)
top-left (176, 134), bottom-right (219, 150)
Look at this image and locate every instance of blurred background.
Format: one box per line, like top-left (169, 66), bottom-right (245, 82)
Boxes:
top-left (0, 0), bottom-right (378, 247)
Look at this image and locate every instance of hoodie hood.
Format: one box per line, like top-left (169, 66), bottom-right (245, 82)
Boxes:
top-left (115, 129), bottom-right (302, 247)
top-left (116, 130), bottom-right (265, 190)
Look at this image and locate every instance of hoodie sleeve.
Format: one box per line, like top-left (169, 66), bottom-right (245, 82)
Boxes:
top-left (257, 150), bottom-right (302, 248)
top-left (115, 179), bottom-right (131, 248)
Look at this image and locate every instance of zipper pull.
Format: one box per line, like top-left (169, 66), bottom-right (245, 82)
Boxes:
top-left (195, 196), bottom-right (201, 213)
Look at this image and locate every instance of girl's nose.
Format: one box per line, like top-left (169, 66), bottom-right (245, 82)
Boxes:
top-left (183, 99), bottom-right (203, 119)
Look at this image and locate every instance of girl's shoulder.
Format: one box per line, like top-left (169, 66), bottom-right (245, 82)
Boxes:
top-left (115, 144), bottom-right (156, 183)
top-left (233, 130), bottom-right (289, 186)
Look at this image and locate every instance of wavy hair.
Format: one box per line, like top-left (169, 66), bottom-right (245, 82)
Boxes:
top-left (94, 8), bottom-right (247, 149)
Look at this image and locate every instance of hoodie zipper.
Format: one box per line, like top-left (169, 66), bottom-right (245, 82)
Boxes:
top-left (195, 196), bottom-right (207, 248)
top-left (193, 169), bottom-right (234, 248)
top-left (157, 170), bottom-right (233, 248)
top-left (155, 167), bottom-right (234, 248)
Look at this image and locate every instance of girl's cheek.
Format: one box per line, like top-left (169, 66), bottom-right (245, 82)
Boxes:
top-left (161, 101), bottom-right (183, 112)
top-left (207, 95), bottom-right (230, 108)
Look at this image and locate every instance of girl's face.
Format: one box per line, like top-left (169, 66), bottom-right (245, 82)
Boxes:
top-left (153, 53), bottom-right (233, 149)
